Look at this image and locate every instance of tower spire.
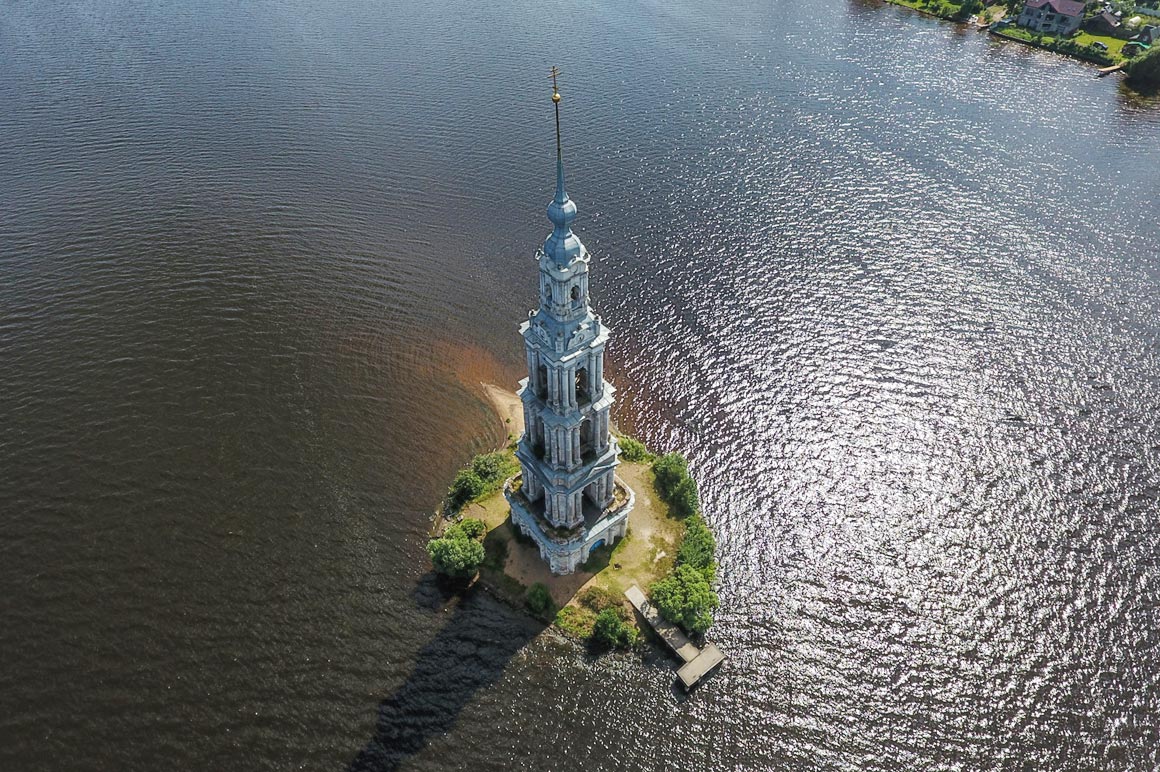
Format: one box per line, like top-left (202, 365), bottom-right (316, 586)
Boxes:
top-left (544, 65), bottom-right (579, 263)
top-left (550, 65), bottom-right (565, 204)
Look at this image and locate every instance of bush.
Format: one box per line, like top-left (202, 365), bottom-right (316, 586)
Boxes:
top-left (668, 474), bottom-right (699, 519)
top-left (526, 582), bottom-right (553, 617)
top-left (591, 608), bottom-right (638, 649)
top-left (555, 605), bottom-right (596, 639)
top-left (1127, 46), bottom-right (1160, 88)
top-left (653, 452), bottom-right (700, 517)
top-left (618, 436), bottom-right (652, 463)
top-left (578, 585), bottom-right (620, 612)
top-left (650, 565), bottom-right (719, 635)
top-left (954, 0), bottom-right (981, 18)
top-left (427, 530), bottom-right (485, 579)
top-left (457, 517), bottom-right (486, 540)
top-left (676, 515), bottom-right (717, 577)
top-left (447, 469), bottom-right (485, 509)
top-left (653, 453), bottom-right (689, 498)
top-left (471, 451), bottom-right (508, 483)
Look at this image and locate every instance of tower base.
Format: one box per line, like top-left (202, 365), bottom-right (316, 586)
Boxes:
top-left (505, 475), bottom-right (635, 575)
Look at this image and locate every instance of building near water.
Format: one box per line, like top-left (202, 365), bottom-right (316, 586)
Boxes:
top-left (1017, 0), bottom-right (1085, 35)
top-left (505, 71), bottom-right (634, 575)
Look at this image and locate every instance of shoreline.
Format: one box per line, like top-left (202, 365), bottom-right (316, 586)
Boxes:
top-left (879, 0), bottom-right (1156, 73)
top-left (479, 382), bottom-right (525, 442)
top-left (439, 385), bottom-right (686, 647)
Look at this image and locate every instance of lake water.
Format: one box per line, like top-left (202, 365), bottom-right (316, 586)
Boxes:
top-left (2, 0), bottom-right (1159, 770)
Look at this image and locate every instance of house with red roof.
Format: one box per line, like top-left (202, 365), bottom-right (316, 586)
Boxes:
top-left (1018, 0), bottom-right (1087, 35)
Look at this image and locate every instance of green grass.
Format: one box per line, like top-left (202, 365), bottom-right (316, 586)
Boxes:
top-left (886, 0), bottom-right (973, 20)
top-left (992, 26), bottom-right (1119, 64)
top-left (1073, 31), bottom-right (1128, 57)
top-left (554, 605), bottom-right (597, 639)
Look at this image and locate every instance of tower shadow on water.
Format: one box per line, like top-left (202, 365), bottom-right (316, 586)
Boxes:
top-left (346, 580), bottom-right (545, 772)
top-left (349, 70), bottom-right (594, 770)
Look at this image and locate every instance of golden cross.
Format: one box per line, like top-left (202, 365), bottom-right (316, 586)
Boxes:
top-left (548, 65), bottom-right (561, 102)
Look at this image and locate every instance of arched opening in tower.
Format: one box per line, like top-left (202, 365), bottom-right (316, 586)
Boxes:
top-left (536, 363), bottom-right (548, 400)
top-left (575, 367), bottom-right (590, 405)
top-left (579, 415), bottom-right (593, 459)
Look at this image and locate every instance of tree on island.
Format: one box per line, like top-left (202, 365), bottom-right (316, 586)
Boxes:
top-left (653, 452), bottom-right (700, 519)
top-left (525, 582), bottom-right (554, 617)
top-left (676, 515), bottom-right (717, 576)
top-left (650, 565), bottom-right (719, 635)
top-left (446, 451), bottom-right (520, 512)
top-left (591, 608), bottom-right (638, 650)
top-left (618, 436), bottom-right (653, 463)
top-left (427, 519), bottom-right (486, 579)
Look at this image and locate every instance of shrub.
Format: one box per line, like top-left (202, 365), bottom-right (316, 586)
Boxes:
top-left (555, 605), bottom-right (596, 639)
top-left (653, 453), bottom-right (689, 498)
top-left (591, 608), bottom-right (638, 650)
top-left (578, 585), bottom-right (620, 612)
top-left (526, 582), bottom-right (553, 617)
top-left (618, 436), bottom-right (652, 463)
top-left (668, 474), bottom-right (699, 519)
top-left (650, 565), bottom-right (719, 635)
top-left (471, 451), bottom-right (508, 483)
top-left (1127, 46), bottom-right (1160, 88)
top-left (447, 469), bottom-right (485, 509)
top-left (427, 530), bottom-right (485, 578)
top-left (653, 452), bottom-right (700, 517)
top-left (457, 517), bottom-right (486, 540)
top-left (676, 515), bottom-right (717, 577)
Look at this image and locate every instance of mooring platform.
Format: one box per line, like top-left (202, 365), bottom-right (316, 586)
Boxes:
top-left (625, 584), bottom-right (725, 689)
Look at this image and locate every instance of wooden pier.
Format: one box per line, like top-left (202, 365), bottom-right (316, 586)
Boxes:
top-left (625, 584), bottom-right (725, 689)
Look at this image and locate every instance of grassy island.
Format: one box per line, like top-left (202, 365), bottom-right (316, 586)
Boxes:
top-left (429, 429), bottom-right (719, 652)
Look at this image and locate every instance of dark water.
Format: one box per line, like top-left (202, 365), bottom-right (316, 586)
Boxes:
top-left (3, 0), bottom-right (1160, 769)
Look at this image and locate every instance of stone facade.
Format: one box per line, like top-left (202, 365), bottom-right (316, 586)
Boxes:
top-left (506, 91), bottom-right (633, 575)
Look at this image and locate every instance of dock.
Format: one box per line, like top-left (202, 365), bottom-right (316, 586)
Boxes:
top-left (625, 584), bottom-right (725, 689)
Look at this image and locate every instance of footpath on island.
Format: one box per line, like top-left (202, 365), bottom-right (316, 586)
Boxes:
top-left (424, 383), bottom-right (723, 685)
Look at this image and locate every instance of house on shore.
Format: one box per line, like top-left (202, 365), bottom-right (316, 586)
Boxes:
top-left (1086, 9), bottom-right (1123, 35)
top-left (1132, 24), bottom-right (1160, 44)
top-left (1017, 0), bottom-right (1086, 35)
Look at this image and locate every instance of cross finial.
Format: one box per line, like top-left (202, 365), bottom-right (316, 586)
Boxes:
top-left (549, 65), bottom-right (561, 103)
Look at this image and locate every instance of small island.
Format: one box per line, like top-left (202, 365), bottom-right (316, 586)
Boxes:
top-left (428, 395), bottom-right (720, 665)
top-left (425, 74), bottom-right (722, 687)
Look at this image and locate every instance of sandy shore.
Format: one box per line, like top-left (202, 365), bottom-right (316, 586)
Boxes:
top-left (480, 382), bottom-right (524, 444)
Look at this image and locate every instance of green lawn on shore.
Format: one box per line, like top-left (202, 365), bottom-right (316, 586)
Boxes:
top-left (992, 25), bottom-right (1121, 64)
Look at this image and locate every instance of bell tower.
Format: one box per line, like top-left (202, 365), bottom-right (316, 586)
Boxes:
top-left (507, 68), bottom-right (632, 574)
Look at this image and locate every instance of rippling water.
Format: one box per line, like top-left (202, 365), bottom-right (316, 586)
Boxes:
top-left (2, 0), bottom-right (1159, 770)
